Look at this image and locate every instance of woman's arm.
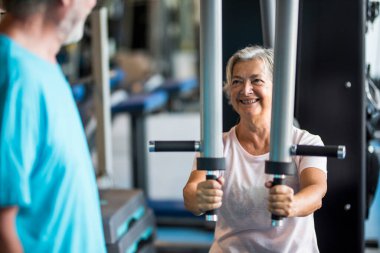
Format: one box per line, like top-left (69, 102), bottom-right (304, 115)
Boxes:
top-left (183, 170), bottom-right (224, 216)
top-left (267, 167), bottom-right (327, 217)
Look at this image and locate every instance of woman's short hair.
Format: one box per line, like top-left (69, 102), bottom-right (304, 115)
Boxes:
top-left (224, 45), bottom-right (274, 100)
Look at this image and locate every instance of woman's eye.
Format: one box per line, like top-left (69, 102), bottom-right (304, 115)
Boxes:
top-left (252, 79), bottom-right (263, 85)
top-left (232, 80), bottom-right (241, 85)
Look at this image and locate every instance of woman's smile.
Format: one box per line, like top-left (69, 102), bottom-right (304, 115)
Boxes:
top-left (239, 97), bottom-right (261, 105)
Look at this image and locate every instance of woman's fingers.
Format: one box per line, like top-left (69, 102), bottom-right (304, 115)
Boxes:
top-left (196, 177), bottom-right (224, 212)
top-left (265, 180), bottom-right (273, 188)
top-left (217, 176), bottom-right (225, 185)
top-left (198, 201), bottom-right (223, 213)
top-left (198, 193), bottom-right (223, 203)
top-left (267, 185), bottom-right (296, 217)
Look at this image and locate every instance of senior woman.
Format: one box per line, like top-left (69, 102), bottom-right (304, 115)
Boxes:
top-left (183, 45), bottom-right (327, 253)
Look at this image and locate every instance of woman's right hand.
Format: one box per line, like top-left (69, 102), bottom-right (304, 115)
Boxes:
top-left (195, 177), bottom-right (225, 214)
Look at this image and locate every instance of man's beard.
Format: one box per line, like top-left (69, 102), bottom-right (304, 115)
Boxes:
top-left (63, 20), bottom-right (85, 45)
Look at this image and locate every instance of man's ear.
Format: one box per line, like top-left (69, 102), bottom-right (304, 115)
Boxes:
top-left (57, 0), bottom-right (74, 8)
top-left (52, 0), bottom-right (72, 20)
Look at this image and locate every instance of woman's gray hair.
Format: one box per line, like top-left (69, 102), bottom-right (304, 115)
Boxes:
top-left (224, 45), bottom-right (274, 100)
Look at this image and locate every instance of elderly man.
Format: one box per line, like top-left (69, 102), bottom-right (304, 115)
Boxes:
top-left (0, 1), bottom-right (106, 252)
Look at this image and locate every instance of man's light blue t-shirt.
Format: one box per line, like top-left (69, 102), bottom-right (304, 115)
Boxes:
top-left (0, 35), bottom-right (106, 253)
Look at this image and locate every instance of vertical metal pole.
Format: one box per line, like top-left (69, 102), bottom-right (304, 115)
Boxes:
top-left (91, 8), bottom-right (113, 182)
top-left (268, 0), bottom-right (299, 225)
top-left (260, 0), bottom-right (276, 48)
top-left (0, 7), bottom-right (5, 23)
top-left (200, 0), bottom-right (224, 221)
top-left (200, 0), bottom-right (223, 158)
top-left (270, 0), bottom-right (299, 163)
top-left (132, 114), bottom-right (148, 193)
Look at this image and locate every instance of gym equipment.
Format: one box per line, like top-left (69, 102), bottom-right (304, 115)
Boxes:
top-left (295, 0), bottom-right (367, 251)
top-left (259, 0), bottom-right (275, 48)
top-left (91, 7), bottom-right (113, 179)
top-left (366, 70), bottom-right (380, 218)
top-left (153, 77), bottom-right (198, 111)
top-left (80, 75), bottom-right (197, 187)
top-left (197, 0), bottom-right (225, 222)
top-left (110, 77), bottom-right (198, 191)
top-left (261, 0), bottom-right (346, 227)
top-left (101, 189), bottom-right (147, 244)
top-left (221, 0), bottom-right (368, 250)
top-left (148, 199), bottom-right (214, 253)
top-left (367, 0), bottom-right (380, 28)
top-left (112, 90), bottom-right (169, 192)
top-left (365, 67), bottom-right (380, 247)
top-left (0, 8), bottom-right (5, 23)
top-left (71, 68), bottom-right (125, 103)
top-left (100, 189), bottom-right (156, 253)
top-left (149, 141), bottom-right (200, 153)
top-left (107, 210), bottom-right (155, 253)
top-left (149, 0), bottom-right (225, 222)
top-left (366, 140), bottom-right (380, 217)
top-left (263, 0), bottom-right (301, 227)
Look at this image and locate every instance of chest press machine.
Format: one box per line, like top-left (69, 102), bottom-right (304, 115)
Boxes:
top-left (149, 0), bottom-right (346, 226)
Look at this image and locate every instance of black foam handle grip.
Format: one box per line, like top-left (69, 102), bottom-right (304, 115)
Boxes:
top-left (271, 176), bottom-right (285, 224)
top-left (291, 145), bottom-right (345, 159)
top-left (150, 141), bottom-right (199, 152)
top-left (205, 174), bottom-right (218, 216)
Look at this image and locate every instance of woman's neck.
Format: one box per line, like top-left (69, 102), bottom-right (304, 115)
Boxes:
top-left (235, 118), bottom-right (271, 155)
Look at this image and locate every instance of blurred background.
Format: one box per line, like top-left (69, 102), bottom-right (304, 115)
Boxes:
top-left (2, 0), bottom-right (380, 252)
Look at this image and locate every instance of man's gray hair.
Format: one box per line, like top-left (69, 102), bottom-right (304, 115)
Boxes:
top-left (224, 45), bottom-right (274, 99)
top-left (2, 0), bottom-right (54, 18)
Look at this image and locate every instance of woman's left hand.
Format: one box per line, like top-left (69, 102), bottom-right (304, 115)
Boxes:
top-left (265, 181), bottom-right (297, 217)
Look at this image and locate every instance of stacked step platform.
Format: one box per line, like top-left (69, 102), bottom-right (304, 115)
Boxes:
top-left (100, 189), bottom-right (156, 253)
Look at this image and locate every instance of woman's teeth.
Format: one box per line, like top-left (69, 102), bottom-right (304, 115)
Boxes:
top-left (240, 98), bottom-right (259, 104)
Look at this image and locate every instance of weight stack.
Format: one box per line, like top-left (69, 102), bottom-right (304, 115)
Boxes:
top-left (100, 189), bottom-right (156, 253)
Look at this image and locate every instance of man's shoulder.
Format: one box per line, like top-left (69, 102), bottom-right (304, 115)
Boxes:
top-left (0, 35), bottom-right (53, 76)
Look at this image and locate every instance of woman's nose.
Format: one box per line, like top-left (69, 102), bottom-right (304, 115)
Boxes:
top-left (242, 80), bottom-right (253, 95)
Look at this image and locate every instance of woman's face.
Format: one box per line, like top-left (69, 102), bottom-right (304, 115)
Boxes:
top-left (229, 59), bottom-right (273, 121)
